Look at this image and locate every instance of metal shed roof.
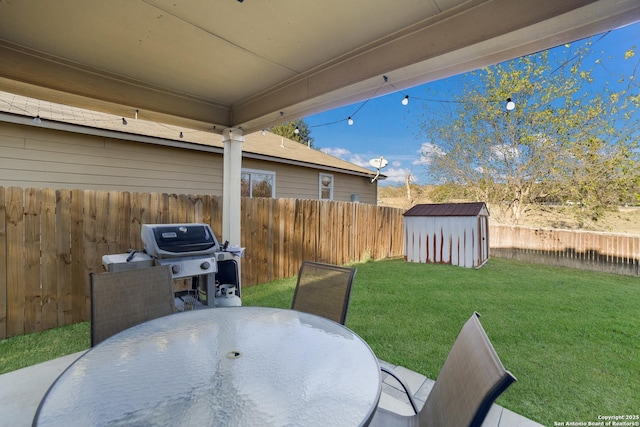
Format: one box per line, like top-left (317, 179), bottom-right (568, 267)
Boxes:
top-left (403, 202), bottom-right (489, 217)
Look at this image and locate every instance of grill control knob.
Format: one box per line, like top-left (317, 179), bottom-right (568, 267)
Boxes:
top-left (200, 261), bottom-right (211, 270)
top-left (172, 264), bottom-right (181, 275)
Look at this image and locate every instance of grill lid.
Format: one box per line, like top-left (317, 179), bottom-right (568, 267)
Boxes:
top-left (141, 223), bottom-right (220, 258)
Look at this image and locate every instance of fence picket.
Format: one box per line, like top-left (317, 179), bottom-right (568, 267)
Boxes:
top-left (56, 190), bottom-right (73, 326)
top-left (118, 192), bottom-right (131, 253)
top-left (490, 224), bottom-right (640, 276)
top-left (284, 198), bottom-right (297, 277)
top-left (24, 188), bottom-right (42, 333)
top-left (72, 190), bottom-right (86, 321)
top-left (6, 187), bottom-right (25, 336)
top-left (0, 187), bottom-right (6, 338)
top-left (41, 189), bottom-right (58, 329)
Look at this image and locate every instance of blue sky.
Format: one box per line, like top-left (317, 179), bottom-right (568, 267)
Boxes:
top-left (305, 21), bottom-right (640, 186)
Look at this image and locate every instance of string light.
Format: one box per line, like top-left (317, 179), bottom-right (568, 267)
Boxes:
top-left (2, 77), bottom-right (519, 138)
top-left (0, 94), bottom-right (211, 143)
top-left (308, 70), bottom-right (517, 131)
top-left (398, 94), bottom-right (463, 105)
top-left (2, 33), bottom-right (611, 137)
top-left (0, 95), bottom-right (46, 125)
top-left (391, 76), bottom-right (516, 112)
top-left (135, 110), bottom-right (203, 141)
top-left (310, 76), bottom-right (388, 130)
top-left (398, 91), bottom-right (515, 112)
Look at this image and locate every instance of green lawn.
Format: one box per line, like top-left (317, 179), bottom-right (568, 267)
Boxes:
top-left (1, 258), bottom-right (638, 426)
top-left (241, 258), bottom-right (640, 426)
top-left (0, 321), bottom-right (90, 374)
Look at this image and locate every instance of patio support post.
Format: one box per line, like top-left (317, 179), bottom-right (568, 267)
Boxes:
top-left (222, 128), bottom-right (244, 246)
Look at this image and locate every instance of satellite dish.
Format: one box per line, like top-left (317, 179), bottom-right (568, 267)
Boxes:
top-left (369, 156), bottom-right (388, 183)
top-left (369, 157), bottom-right (388, 169)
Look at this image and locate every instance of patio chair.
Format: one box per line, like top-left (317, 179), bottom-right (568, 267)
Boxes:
top-left (291, 260), bottom-right (357, 325)
top-left (90, 265), bottom-right (175, 346)
top-left (371, 312), bottom-right (516, 427)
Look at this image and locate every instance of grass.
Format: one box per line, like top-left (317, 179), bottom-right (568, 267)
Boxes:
top-left (1, 258), bottom-right (638, 426)
top-left (0, 321), bottom-right (90, 374)
top-left (241, 258), bottom-right (640, 426)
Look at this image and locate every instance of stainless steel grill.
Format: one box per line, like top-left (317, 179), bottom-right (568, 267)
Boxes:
top-left (102, 223), bottom-right (243, 308)
top-left (141, 223), bottom-right (220, 258)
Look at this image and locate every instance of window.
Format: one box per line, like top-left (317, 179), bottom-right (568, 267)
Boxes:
top-left (319, 173), bottom-right (333, 200)
top-left (241, 169), bottom-right (275, 198)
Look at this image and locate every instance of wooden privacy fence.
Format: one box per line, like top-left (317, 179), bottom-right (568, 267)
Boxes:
top-left (3, 185), bottom-right (638, 339)
top-left (0, 187), bottom-right (405, 339)
top-left (490, 224), bottom-right (640, 276)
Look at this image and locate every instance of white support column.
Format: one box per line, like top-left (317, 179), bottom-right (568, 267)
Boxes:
top-left (222, 128), bottom-right (244, 246)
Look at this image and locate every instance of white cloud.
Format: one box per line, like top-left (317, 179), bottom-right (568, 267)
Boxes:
top-left (320, 146), bottom-right (420, 184)
top-left (347, 153), bottom-right (371, 168)
top-left (413, 142), bottom-right (445, 165)
top-left (321, 147), bottom-right (387, 169)
top-left (491, 144), bottom-right (519, 160)
top-left (381, 167), bottom-right (412, 184)
top-left (321, 147), bottom-right (351, 159)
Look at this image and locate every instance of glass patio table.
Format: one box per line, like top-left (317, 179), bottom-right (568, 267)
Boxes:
top-left (34, 306), bottom-right (382, 426)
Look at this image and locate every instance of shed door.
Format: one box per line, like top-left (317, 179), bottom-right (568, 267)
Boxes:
top-left (478, 216), bottom-right (489, 263)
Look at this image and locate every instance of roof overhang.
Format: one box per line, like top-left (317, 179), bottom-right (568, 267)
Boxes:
top-left (1, 0), bottom-right (638, 134)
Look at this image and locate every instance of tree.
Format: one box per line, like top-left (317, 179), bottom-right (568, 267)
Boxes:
top-left (419, 38), bottom-right (640, 224)
top-left (269, 119), bottom-right (314, 147)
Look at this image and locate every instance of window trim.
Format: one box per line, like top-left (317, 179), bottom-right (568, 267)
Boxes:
top-left (319, 172), bottom-right (334, 200)
top-left (241, 168), bottom-right (276, 198)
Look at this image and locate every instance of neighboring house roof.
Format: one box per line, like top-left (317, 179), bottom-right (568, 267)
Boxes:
top-left (404, 202), bottom-right (489, 217)
top-left (0, 91), bottom-right (381, 179)
top-left (243, 131), bottom-right (379, 179)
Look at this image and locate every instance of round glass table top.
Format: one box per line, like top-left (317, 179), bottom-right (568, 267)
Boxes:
top-left (34, 307), bottom-right (381, 426)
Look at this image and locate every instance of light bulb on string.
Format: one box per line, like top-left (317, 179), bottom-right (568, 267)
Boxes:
top-left (179, 132), bottom-right (184, 138)
top-left (122, 118), bottom-right (128, 125)
top-left (401, 95), bottom-right (409, 106)
top-left (506, 98), bottom-right (515, 111)
top-left (33, 115), bottom-right (42, 124)
top-left (347, 117), bottom-right (354, 126)
top-left (294, 126), bottom-right (299, 134)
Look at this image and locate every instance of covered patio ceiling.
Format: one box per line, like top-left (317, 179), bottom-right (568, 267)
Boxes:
top-left (1, 0), bottom-right (639, 135)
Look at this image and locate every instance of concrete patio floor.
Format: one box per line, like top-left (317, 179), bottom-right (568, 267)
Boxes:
top-left (0, 352), bottom-right (544, 427)
top-left (377, 359), bottom-right (544, 427)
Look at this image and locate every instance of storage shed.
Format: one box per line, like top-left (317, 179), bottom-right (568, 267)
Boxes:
top-left (404, 202), bottom-right (490, 268)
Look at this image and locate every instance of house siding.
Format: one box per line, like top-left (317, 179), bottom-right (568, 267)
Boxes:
top-left (0, 122), bottom-right (223, 194)
top-left (0, 122), bottom-right (378, 203)
top-left (241, 158), bottom-right (377, 204)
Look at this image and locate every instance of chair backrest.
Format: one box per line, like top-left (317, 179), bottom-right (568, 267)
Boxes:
top-left (90, 265), bottom-right (175, 346)
top-left (291, 261), bottom-right (356, 325)
top-left (420, 312), bottom-right (516, 427)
